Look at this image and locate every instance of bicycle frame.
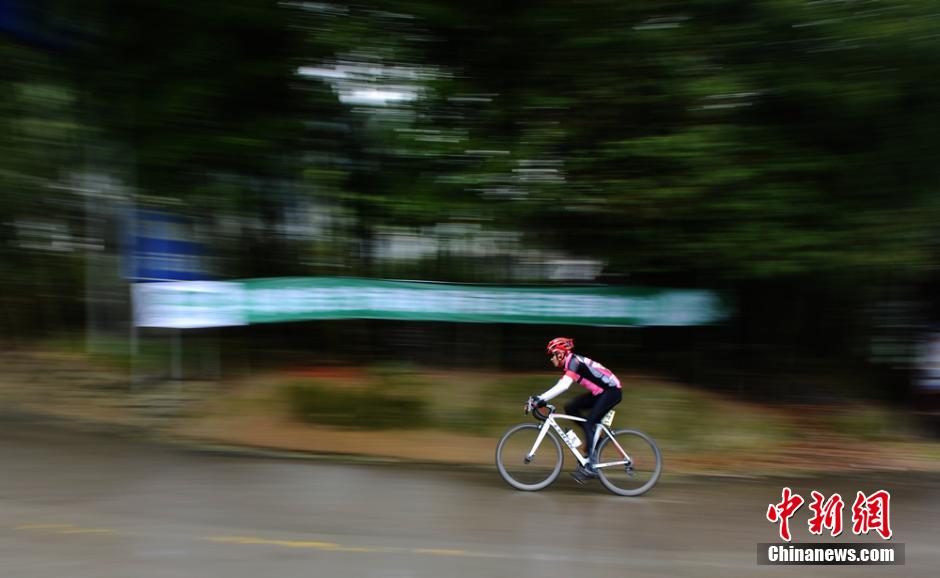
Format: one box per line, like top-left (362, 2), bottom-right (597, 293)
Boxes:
top-left (527, 411), bottom-right (631, 469)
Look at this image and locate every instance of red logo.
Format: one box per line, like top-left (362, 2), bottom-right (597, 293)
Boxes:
top-left (851, 490), bottom-right (892, 540)
top-left (807, 491), bottom-right (845, 537)
top-left (766, 487), bottom-right (805, 542)
top-left (768, 488), bottom-right (893, 541)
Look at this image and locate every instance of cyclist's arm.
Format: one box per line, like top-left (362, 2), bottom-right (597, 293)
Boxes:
top-left (538, 375), bottom-right (573, 402)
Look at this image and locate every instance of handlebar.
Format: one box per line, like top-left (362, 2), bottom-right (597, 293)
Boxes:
top-left (532, 404), bottom-right (555, 422)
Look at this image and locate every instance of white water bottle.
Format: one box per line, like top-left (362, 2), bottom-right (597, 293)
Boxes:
top-left (564, 429), bottom-right (581, 448)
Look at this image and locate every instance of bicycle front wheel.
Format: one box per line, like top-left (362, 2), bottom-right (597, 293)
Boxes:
top-left (595, 429), bottom-right (662, 496)
top-left (495, 424), bottom-right (563, 491)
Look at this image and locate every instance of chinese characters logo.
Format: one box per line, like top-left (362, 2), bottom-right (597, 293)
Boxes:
top-left (767, 487), bottom-right (892, 542)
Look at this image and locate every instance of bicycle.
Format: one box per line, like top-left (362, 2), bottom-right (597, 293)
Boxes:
top-left (495, 403), bottom-right (662, 496)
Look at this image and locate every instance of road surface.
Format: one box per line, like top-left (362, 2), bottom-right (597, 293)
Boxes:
top-left (1, 419), bottom-right (936, 577)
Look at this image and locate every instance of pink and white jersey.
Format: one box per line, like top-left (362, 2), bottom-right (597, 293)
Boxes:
top-left (563, 353), bottom-right (621, 396)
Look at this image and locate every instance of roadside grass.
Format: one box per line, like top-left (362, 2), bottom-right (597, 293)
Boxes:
top-left (272, 368), bottom-right (933, 463)
top-left (282, 376), bottom-right (431, 430)
top-left (815, 405), bottom-right (923, 441)
top-left (10, 341), bottom-right (934, 470)
top-left (271, 368), bottom-right (799, 455)
top-left (37, 334), bottom-right (193, 377)
top-left (38, 335), bottom-right (134, 371)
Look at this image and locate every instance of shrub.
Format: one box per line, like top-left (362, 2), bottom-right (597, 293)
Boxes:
top-left (283, 381), bottom-right (429, 429)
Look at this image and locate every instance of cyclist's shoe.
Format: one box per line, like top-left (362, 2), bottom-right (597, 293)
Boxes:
top-left (570, 464), bottom-right (597, 484)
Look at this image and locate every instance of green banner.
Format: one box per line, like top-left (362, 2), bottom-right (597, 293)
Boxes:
top-left (134, 277), bottom-right (728, 328)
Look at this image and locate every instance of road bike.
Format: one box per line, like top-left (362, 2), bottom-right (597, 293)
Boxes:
top-left (495, 403), bottom-right (662, 496)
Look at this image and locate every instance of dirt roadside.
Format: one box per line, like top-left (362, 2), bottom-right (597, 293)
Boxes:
top-left (2, 349), bottom-right (938, 476)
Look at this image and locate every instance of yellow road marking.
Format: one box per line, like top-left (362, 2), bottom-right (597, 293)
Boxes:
top-left (325, 546), bottom-right (388, 553)
top-left (411, 548), bottom-right (471, 556)
top-left (16, 527), bottom-right (487, 560)
top-left (204, 536), bottom-right (480, 558)
top-left (205, 536), bottom-right (391, 554)
top-left (205, 536), bottom-right (342, 549)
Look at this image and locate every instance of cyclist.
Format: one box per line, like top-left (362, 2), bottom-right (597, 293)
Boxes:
top-left (526, 337), bottom-right (623, 484)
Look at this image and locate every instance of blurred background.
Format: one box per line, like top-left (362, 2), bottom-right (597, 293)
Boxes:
top-left (2, 0), bottom-right (940, 473)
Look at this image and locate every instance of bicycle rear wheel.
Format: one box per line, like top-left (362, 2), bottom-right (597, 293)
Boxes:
top-left (595, 429), bottom-right (662, 496)
top-left (495, 424), bottom-right (563, 491)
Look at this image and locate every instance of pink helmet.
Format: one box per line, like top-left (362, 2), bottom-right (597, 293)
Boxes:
top-left (546, 337), bottom-right (574, 355)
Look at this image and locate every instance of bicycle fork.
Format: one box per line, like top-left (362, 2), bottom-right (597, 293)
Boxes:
top-left (525, 422), bottom-right (555, 463)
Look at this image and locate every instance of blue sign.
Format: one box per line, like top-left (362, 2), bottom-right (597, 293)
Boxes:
top-left (0, 0), bottom-right (73, 50)
top-left (126, 210), bottom-right (206, 282)
top-left (0, 0), bottom-right (37, 40)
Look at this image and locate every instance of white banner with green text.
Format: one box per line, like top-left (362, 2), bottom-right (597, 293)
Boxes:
top-left (133, 277), bottom-right (728, 329)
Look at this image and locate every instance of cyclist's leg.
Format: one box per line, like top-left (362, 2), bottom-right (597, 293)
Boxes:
top-left (584, 388), bottom-right (622, 463)
top-left (564, 393), bottom-right (595, 439)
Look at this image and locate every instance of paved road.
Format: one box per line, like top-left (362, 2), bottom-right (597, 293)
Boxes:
top-left (1, 420), bottom-right (937, 577)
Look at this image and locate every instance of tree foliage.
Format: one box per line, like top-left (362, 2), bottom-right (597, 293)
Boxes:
top-left (3, 0), bottom-right (940, 361)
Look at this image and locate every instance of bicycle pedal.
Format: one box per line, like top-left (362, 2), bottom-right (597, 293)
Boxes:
top-left (571, 467), bottom-right (596, 484)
